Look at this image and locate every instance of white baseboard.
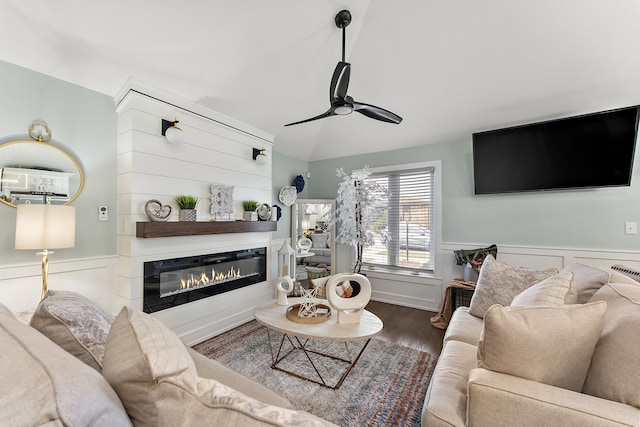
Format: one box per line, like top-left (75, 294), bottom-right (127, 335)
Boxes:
top-left (370, 292), bottom-right (433, 311)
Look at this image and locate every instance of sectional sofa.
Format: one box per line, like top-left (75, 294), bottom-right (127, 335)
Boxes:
top-left (0, 290), bottom-right (335, 426)
top-left (422, 257), bottom-right (640, 426)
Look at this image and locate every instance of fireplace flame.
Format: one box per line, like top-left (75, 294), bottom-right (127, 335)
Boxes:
top-left (180, 267), bottom-right (241, 290)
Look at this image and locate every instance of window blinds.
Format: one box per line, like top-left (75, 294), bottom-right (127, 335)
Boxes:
top-left (363, 167), bottom-right (434, 272)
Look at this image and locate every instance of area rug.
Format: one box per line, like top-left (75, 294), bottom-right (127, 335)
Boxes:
top-left (192, 320), bottom-right (437, 426)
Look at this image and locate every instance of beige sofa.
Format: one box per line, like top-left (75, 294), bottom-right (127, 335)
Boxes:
top-left (423, 260), bottom-right (640, 427)
top-left (0, 290), bottom-right (335, 426)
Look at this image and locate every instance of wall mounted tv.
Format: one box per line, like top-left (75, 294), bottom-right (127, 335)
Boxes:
top-left (473, 106), bottom-right (638, 195)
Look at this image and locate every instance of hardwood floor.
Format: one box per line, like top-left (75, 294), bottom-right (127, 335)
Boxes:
top-left (365, 300), bottom-right (445, 355)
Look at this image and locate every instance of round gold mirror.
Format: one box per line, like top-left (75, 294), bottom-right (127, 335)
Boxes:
top-left (0, 123), bottom-right (84, 208)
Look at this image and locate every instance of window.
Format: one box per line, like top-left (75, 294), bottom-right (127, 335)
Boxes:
top-left (362, 164), bottom-right (436, 273)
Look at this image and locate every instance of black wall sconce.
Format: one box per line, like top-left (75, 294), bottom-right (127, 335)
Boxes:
top-left (253, 147), bottom-right (267, 165)
top-left (161, 118), bottom-right (184, 143)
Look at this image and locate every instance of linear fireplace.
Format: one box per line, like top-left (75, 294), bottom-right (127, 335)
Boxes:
top-left (143, 247), bottom-right (266, 313)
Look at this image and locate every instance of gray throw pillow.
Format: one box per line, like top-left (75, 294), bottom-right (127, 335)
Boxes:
top-left (468, 255), bottom-right (558, 318)
top-left (30, 290), bottom-right (114, 371)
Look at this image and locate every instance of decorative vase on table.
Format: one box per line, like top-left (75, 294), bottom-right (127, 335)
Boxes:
top-left (179, 209), bottom-right (197, 222)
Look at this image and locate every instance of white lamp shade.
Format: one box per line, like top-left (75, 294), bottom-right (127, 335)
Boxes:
top-left (15, 205), bottom-right (76, 250)
top-left (164, 125), bottom-right (184, 144)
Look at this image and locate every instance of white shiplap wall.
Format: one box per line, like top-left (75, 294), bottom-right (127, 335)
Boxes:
top-left (115, 82), bottom-right (275, 345)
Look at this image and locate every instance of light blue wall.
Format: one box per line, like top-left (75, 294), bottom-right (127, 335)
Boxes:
top-left (307, 137), bottom-right (640, 251)
top-left (271, 151), bottom-right (309, 242)
top-left (0, 60), bottom-right (117, 264)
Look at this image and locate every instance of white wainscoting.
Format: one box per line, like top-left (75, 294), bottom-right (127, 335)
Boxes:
top-left (2, 241), bottom-right (637, 341)
top-left (0, 256), bottom-right (118, 314)
top-left (361, 242), bottom-right (640, 312)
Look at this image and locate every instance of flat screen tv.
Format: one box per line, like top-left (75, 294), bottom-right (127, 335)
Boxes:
top-left (473, 106), bottom-right (639, 195)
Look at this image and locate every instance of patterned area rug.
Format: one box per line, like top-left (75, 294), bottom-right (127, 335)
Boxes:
top-left (192, 320), bottom-right (437, 426)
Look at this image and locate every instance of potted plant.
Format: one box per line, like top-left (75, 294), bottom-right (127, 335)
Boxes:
top-left (175, 195), bottom-right (199, 221)
top-left (242, 200), bottom-right (259, 221)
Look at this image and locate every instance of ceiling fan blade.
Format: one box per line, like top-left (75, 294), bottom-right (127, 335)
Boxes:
top-left (330, 61), bottom-right (350, 103)
top-left (284, 108), bottom-right (336, 127)
top-left (353, 102), bottom-right (403, 124)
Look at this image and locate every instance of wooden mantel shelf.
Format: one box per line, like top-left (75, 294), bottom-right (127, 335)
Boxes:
top-left (136, 220), bottom-right (277, 238)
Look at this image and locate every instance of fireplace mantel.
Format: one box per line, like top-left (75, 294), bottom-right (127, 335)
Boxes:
top-left (136, 221), bottom-right (276, 238)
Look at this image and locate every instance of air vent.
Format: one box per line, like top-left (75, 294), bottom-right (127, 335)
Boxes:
top-left (611, 264), bottom-right (640, 281)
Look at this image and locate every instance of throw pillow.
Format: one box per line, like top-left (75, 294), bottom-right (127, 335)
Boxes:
top-left (468, 255), bottom-right (558, 318)
top-left (156, 376), bottom-right (330, 426)
top-left (102, 306), bottom-right (197, 426)
top-left (311, 232), bottom-right (329, 249)
top-left (477, 302), bottom-right (607, 392)
top-left (608, 268), bottom-right (640, 286)
top-left (583, 282), bottom-right (640, 408)
top-left (0, 302), bottom-right (132, 426)
top-left (511, 272), bottom-right (573, 307)
top-left (560, 263), bottom-right (609, 304)
top-left (30, 290), bottom-right (114, 371)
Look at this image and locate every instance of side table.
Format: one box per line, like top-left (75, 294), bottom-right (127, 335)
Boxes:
top-left (430, 280), bottom-right (476, 330)
top-left (450, 283), bottom-right (476, 312)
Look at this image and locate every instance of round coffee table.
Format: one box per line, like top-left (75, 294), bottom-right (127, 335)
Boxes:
top-left (254, 298), bottom-right (383, 389)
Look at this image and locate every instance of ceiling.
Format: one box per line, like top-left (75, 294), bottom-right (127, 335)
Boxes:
top-left (2, 1), bottom-right (640, 161)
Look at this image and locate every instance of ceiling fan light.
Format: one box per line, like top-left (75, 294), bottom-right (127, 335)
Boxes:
top-left (334, 105), bottom-right (353, 115)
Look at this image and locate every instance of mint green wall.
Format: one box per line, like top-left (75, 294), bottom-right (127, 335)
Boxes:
top-left (307, 138), bottom-right (640, 251)
top-left (0, 60), bottom-right (117, 264)
top-left (271, 151), bottom-right (309, 242)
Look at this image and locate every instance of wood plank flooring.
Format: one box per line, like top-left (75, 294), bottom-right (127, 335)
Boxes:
top-left (365, 300), bottom-right (445, 355)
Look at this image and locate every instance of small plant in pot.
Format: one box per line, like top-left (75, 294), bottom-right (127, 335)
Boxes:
top-left (175, 195), bottom-right (199, 221)
top-left (242, 200), bottom-right (259, 221)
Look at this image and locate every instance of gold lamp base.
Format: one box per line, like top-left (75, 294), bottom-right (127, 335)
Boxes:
top-left (37, 250), bottom-right (53, 300)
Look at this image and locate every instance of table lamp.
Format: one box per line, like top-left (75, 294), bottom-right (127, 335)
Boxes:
top-left (15, 203), bottom-right (76, 299)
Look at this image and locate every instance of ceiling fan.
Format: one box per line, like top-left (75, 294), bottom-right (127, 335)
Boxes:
top-left (285, 9), bottom-right (402, 127)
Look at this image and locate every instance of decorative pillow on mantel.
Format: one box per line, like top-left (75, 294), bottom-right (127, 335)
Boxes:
top-left (467, 255), bottom-right (558, 318)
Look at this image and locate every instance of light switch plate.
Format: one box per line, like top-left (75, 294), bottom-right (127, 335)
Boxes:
top-left (625, 222), bottom-right (637, 235)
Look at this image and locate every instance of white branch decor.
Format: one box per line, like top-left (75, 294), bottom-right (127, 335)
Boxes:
top-left (332, 166), bottom-right (387, 273)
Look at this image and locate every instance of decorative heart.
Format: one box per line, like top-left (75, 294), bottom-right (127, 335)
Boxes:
top-left (144, 199), bottom-right (172, 222)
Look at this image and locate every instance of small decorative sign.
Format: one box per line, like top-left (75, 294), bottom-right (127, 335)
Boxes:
top-left (210, 184), bottom-right (234, 220)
